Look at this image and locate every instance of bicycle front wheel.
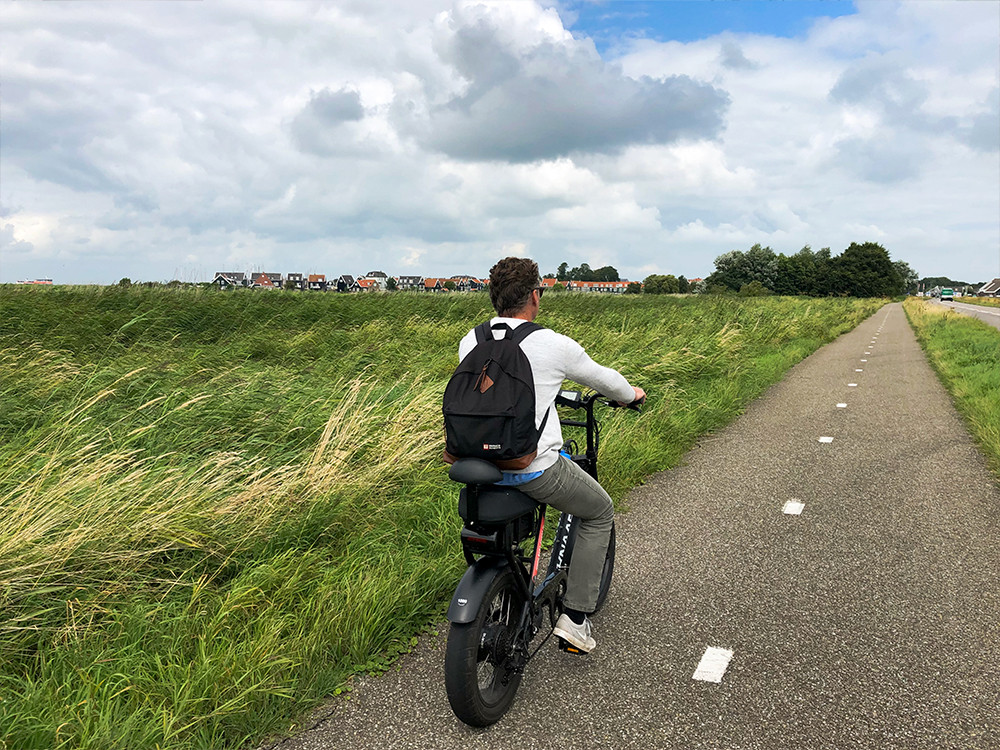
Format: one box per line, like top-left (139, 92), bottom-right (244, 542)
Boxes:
top-left (444, 567), bottom-right (526, 727)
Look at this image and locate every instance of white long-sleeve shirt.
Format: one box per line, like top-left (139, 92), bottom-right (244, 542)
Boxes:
top-left (458, 317), bottom-right (635, 475)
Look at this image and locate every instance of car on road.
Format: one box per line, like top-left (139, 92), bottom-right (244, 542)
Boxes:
top-left (940, 287), bottom-right (954, 301)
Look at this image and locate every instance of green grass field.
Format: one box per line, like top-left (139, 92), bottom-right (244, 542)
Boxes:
top-left (0, 287), bottom-right (885, 749)
top-left (904, 297), bottom-right (1000, 477)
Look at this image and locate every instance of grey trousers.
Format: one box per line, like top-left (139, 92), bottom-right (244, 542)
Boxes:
top-left (519, 455), bottom-right (614, 612)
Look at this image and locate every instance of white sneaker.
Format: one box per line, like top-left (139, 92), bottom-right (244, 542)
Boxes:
top-left (553, 613), bottom-right (596, 653)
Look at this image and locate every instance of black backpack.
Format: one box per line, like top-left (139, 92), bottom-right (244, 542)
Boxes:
top-left (442, 321), bottom-right (549, 470)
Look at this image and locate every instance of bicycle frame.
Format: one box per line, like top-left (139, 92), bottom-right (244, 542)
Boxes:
top-left (555, 389), bottom-right (602, 480)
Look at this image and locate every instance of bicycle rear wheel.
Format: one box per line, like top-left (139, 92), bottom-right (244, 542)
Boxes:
top-left (444, 567), bottom-right (526, 727)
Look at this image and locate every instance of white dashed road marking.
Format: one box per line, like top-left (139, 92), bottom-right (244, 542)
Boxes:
top-left (783, 500), bottom-right (805, 515)
top-left (819, 436), bottom-right (834, 443)
top-left (848, 383), bottom-right (858, 387)
top-left (693, 647), bottom-right (734, 683)
top-left (837, 403), bottom-right (847, 408)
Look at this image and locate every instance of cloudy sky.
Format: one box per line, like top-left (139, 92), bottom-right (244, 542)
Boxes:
top-left (2, 0), bottom-right (998, 285)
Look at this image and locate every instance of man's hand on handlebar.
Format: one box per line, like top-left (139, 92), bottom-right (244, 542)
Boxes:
top-left (615, 386), bottom-right (646, 409)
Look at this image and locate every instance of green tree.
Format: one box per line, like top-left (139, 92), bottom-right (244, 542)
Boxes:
top-left (893, 261), bottom-right (919, 294)
top-left (919, 276), bottom-right (967, 289)
top-left (117, 277), bottom-right (132, 288)
top-left (443, 280), bottom-right (457, 291)
top-left (642, 274), bottom-right (679, 294)
top-left (592, 265), bottom-right (620, 282)
top-left (739, 280), bottom-right (773, 297)
top-left (642, 274), bottom-right (664, 294)
top-left (560, 262), bottom-right (620, 282)
top-left (677, 275), bottom-right (689, 294)
top-left (385, 277), bottom-right (398, 291)
top-left (831, 242), bottom-right (902, 297)
top-left (813, 247), bottom-right (833, 296)
top-left (745, 244), bottom-right (778, 289)
top-left (625, 281), bottom-right (642, 294)
top-left (705, 244), bottom-right (778, 292)
top-left (773, 245), bottom-right (822, 296)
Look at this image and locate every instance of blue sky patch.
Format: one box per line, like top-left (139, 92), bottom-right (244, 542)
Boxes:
top-left (562, 0), bottom-right (857, 52)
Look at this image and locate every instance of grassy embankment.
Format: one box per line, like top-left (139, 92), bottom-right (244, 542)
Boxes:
top-left (0, 287), bottom-right (884, 749)
top-left (947, 296), bottom-right (1000, 309)
top-left (904, 296), bottom-right (1000, 477)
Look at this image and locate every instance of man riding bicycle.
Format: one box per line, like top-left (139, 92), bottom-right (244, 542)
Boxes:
top-left (457, 257), bottom-right (645, 653)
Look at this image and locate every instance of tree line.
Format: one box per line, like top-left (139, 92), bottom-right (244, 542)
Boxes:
top-left (702, 242), bottom-right (917, 297)
top-left (549, 262), bottom-right (622, 282)
top-left (551, 241), bottom-right (918, 298)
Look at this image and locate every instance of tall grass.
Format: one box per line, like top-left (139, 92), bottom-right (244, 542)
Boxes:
top-left (904, 297), bottom-right (1000, 477)
top-left (0, 286), bottom-right (884, 749)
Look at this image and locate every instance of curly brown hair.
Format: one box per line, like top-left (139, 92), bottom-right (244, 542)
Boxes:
top-left (489, 257), bottom-right (540, 316)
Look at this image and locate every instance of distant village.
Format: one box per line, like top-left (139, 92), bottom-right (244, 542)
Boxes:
top-left (210, 270), bottom-right (640, 294)
top-left (15, 272), bottom-right (1000, 298)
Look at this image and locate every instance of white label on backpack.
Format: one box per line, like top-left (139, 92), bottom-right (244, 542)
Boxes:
top-left (484, 443), bottom-right (501, 450)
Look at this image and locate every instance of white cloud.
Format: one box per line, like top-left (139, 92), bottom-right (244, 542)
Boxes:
top-left (399, 246), bottom-right (426, 267)
top-left (0, 0), bottom-right (996, 285)
top-left (501, 242), bottom-right (529, 258)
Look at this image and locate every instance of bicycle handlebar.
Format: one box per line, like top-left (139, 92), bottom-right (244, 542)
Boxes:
top-left (555, 389), bottom-right (645, 412)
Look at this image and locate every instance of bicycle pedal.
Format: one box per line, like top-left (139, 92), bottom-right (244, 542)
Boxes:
top-left (557, 637), bottom-right (589, 656)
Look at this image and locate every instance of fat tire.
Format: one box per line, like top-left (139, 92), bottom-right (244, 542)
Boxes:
top-left (444, 568), bottom-right (525, 727)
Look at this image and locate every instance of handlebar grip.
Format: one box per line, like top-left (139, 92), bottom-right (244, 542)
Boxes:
top-left (606, 394), bottom-right (645, 411)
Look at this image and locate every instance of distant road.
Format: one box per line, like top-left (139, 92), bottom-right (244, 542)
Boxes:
top-left (937, 298), bottom-right (1000, 332)
top-left (267, 303), bottom-right (1000, 750)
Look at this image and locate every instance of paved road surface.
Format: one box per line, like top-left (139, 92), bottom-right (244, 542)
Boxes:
top-left (266, 303), bottom-right (1000, 750)
top-left (937, 299), bottom-right (1000, 332)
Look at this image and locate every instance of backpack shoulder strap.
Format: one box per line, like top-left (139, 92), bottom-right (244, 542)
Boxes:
top-left (473, 321), bottom-right (494, 344)
top-left (504, 321), bottom-right (548, 434)
top-left (509, 321), bottom-right (543, 345)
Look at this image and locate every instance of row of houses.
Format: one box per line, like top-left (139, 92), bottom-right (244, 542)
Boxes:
top-left (974, 278), bottom-right (1000, 296)
top-left (211, 271), bottom-right (640, 293)
top-left (210, 270), bottom-right (483, 292)
top-left (539, 278), bottom-right (634, 294)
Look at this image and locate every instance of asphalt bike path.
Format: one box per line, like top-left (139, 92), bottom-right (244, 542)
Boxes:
top-left (265, 303), bottom-right (1000, 750)
top-left (938, 299), bottom-right (1000, 332)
